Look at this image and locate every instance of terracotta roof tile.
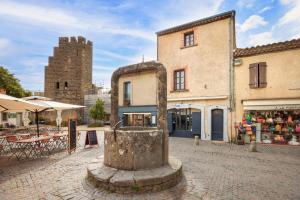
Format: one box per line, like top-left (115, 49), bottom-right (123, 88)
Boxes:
top-left (234, 38), bottom-right (300, 57)
top-left (156, 10), bottom-right (235, 36)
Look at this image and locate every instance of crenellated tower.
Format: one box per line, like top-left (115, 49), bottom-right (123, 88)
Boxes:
top-left (44, 36), bottom-right (93, 106)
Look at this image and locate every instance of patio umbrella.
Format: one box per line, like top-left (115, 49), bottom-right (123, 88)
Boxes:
top-left (24, 97), bottom-right (84, 135)
top-left (0, 94), bottom-right (48, 112)
top-left (0, 94), bottom-right (49, 136)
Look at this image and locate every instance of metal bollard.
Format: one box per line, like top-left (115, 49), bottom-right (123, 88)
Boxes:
top-left (194, 135), bottom-right (199, 145)
top-left (249, 141), bottom-right (257, 152)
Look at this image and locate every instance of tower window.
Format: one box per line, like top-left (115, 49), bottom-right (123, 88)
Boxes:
top-left (56, 82), bottom-right (60, 89)
top-left (64, 82), bottom-right (68, 89)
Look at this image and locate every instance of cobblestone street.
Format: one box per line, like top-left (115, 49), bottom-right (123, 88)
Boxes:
top-left (0, 130), bottom-right (299, 200)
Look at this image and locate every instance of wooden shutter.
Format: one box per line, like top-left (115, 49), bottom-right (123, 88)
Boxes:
top-left (258, 62), bottom-right (267, 88)
top-left (249, 63), bottom-right (259, 88)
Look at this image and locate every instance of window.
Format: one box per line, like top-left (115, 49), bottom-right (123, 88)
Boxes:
top-left (174, 70), bottom-right (185, 90)
top-left (56, 82), bottom-right (60, 89)
top-left (184, 31), bottom-right (194, 47)
top-left (249, 62), bottom-right (267, 88)
top-left (123, 81), bottom-right (131, 106)
top-left (123, 113), bottom-right (152, 127)
top-left (169, 108), bottom-right (192, 131)
top-left (64, 82), bottom-right (68, 89)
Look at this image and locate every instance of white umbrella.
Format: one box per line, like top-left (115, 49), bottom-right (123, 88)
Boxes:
top-left (25, 98), bottom-right (85, 133)
top-left (0, 94), bottom-right (48, 112)
top-left (0, 94), bottom-right (49, 136)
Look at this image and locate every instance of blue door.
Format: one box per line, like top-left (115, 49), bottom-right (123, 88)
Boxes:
top-left (211, 109), bottom-right (223, 141)
top-left (192, 112), bottom-right (201, 138)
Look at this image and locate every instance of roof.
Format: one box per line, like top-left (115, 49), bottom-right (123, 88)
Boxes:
top-left (234, 38), bottom-right (300, 58)
top-left (156, 10), bottom-right (235, 36)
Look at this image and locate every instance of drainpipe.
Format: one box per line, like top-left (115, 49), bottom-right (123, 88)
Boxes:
top-left (228, 14), bottom-right (235, 143)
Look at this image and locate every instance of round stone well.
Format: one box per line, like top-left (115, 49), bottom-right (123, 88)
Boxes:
top-left (87, 127), bottom-right (182, 193)
top-left (87, 62), bottom-right (182, 194)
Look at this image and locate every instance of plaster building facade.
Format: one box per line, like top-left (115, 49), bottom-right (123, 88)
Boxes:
top-left (233, 39), bottom-right (300, 144)
top-left (44, 36), bottom-right (93, 121)
top-left (157, 11), bottom-right (236, 141)
top-left (113, 61), bottom-right (165, 127)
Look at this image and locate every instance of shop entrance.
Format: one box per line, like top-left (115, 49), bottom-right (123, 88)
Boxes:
top-left (211, 109), bottom-right (223, 140)
top-left (167, 108), bottom-right (193, 138)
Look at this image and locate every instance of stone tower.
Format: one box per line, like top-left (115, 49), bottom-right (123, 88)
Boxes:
top-left (44, 36), bottom-right (93, 106)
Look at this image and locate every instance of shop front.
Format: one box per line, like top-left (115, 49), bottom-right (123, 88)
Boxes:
top-left (237, 99), bottom-right (300, 145)
top-left (167, 104), bottom-right (204, 138)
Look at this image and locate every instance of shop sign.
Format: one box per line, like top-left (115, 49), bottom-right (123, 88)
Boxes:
top-left (245, 104), bottom-right (300, 110)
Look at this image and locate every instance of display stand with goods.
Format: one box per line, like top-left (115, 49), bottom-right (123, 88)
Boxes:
top-left (239, 110), bottom-right (300, 145)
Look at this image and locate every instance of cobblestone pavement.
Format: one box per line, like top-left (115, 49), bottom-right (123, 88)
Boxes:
top-left (0, 131), bottom-right (300, 200)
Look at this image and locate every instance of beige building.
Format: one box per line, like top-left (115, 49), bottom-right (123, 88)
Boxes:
top-left (157, 11), bottom-right (235, 141)
top-left (234, 39), bottom-right (300, 143)
top-left (111, 61), bottom-right (166, 127)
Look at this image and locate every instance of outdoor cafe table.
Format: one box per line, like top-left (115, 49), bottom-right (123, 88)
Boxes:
top-left (13, 136), bottom-right (52, 160)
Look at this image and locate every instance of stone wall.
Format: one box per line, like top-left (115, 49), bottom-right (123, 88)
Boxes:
top-left (104, 129), bottom-right (163, 170)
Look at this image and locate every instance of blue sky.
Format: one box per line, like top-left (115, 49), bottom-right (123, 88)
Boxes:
top-left (0, 0), bottom-right (299, 91)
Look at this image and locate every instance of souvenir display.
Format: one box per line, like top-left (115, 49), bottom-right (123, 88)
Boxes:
top-left (240, 110), bottom-right (300, 145)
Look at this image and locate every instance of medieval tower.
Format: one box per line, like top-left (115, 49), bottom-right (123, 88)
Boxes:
top-left (44, 36), bottom-right (93, 120)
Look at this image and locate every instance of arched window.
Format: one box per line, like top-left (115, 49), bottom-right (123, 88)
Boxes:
top-left (64, 82), bottom-right (68, 89)
top-left (56, 82), bottom-right (59, 89)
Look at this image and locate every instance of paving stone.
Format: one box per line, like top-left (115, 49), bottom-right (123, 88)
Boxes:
top-left (0, 131), bottom-right (300, 200)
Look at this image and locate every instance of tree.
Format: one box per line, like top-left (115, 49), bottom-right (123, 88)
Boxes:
top-left (0, 66), bottom-right (31, 97)
top-left (89, 99), bottom-right (106, 123)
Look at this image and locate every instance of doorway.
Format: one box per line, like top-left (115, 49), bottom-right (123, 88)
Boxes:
top-left (211, 109), bottom-right (223, 140)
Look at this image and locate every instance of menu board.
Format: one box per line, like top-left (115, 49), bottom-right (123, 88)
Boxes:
top-left (68, 119), bottom-right (77, 154)
top-left (85, 130), bottom-right (98, 147)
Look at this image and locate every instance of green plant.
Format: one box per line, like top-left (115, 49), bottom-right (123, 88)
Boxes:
top-left (89, 99), bottom-right (106, 123)
top-left (0, 66), bottom-right (31, 97)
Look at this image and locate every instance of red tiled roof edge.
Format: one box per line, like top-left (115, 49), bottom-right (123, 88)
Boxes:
top-left (156, 10), bottom-right (235, 36)
top-left (234, 38), bottom-right (300, 58)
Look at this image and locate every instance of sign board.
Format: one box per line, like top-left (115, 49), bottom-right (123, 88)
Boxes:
top-left (68, 119), bottom-right (77, 154)
top-left (85, 130), bottom-right (98, 147)
top-left (234, 58), bottom-right (243, 66)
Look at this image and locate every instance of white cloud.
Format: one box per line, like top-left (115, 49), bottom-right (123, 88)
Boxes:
top-left (237, 0), bottom-right (255, 8)
top-left (249, 32), bottom-right (276, 46)
top-left (0, 1), bottom-right (85, 29)
top-left (258, 6), bottom-right (272, 14)
top-left (278, 0), bottom-right (300, 26)
top-left (149, 0), bottom-right (224, 30)
top-left (0, 0), bottom-right (154, 41)
top-left (239, 15), bottom-right (268, 32)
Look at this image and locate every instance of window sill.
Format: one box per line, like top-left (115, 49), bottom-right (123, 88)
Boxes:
top-left (180, 43), bottom-right (198, 49)
top-left (170, 89), bottom-right (189, 93)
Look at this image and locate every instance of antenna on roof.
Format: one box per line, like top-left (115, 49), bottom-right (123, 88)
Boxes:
top-left (142, 54), bottom-right (144, 63)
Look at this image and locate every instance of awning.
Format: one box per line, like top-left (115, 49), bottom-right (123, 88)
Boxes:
top-left (243, 99), bottom-right (300, 111)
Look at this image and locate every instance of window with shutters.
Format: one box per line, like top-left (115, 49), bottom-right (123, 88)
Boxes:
top-left (249, 62), bottom-right (267, 88)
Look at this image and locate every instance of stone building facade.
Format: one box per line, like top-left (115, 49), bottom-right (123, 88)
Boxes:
top-left (44, 36), bottom-right (93, 121)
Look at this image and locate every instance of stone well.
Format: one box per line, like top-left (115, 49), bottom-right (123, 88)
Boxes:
top-left (104, 127), bottom-right (164, 170)
top-left (87, 62), bottom-right (182, 193)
